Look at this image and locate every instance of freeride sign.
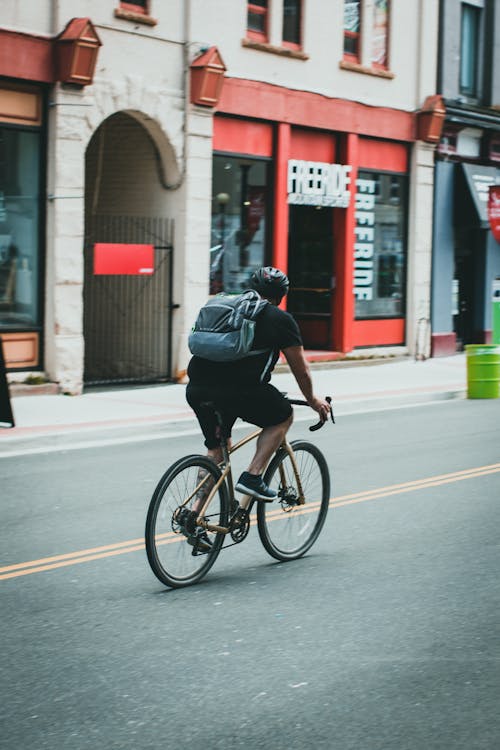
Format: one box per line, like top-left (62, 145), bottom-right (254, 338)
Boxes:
top-left (287, 160), bottom-right (352, 208)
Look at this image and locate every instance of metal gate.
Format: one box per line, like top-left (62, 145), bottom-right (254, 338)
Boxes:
top-left (83, 215), bottom-right (175, 385)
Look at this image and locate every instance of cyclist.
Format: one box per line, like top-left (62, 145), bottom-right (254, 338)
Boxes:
top-left (186, 266), bottom-right (331, 504)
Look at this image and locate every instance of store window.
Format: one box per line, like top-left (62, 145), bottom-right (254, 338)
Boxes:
top-left (371, 0), bottom-right (390, 69)
top-left (0, 127), bottom-right (41, 327)
top-left (210, 155), bottom-right (270, 295)
top-left (344, 0), bottom-right (361, 62)
top-left (283, 0), bottom-right (302, 48)
top-left (460, 2), bottom-right (480, 97)
top-left (354, 171), bottom-right (407, 318)
top-left (247, 1), bottom-right (268, 42)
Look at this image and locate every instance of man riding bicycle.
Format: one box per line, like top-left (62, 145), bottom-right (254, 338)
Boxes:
top-left (186, 266), bottom-right (331, 503)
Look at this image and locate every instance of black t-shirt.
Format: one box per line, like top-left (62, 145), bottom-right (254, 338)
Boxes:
top-left (187, 303), bottom-right (303, 386)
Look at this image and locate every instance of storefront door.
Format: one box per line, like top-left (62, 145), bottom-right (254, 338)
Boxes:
top-left (287, 205), bottom-right (334, 349)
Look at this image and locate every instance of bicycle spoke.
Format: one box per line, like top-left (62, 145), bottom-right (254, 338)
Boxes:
top-left (145, 456), bottom-right (229, 588)
top-left (257, 441), bottom-right (330, 561)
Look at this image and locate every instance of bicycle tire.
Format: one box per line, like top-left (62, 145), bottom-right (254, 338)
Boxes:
top-left (145, 454), bottom-right (230, 588)
top-left (257, 440), bottom-right (330, 561)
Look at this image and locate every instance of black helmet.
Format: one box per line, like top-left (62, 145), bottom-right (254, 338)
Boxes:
top-left (249, 266), bottom-right (289, 300)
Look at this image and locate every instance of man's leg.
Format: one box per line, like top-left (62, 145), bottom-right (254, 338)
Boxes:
top-left (247, 413), bottom-right (293, 475)
top-left (236, 412), bottom-right (293, 503)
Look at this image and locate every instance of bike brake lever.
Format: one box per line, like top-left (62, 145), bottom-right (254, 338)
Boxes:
top-left (309, 396), bottom-right (335, 432)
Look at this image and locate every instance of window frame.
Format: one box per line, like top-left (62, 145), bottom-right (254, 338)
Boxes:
top-left (343, 1), bottom-right (362, 64)
top-left (282, 0), bottom-right (303, 51)
top-left (247, 1), bottom-right (269, 43)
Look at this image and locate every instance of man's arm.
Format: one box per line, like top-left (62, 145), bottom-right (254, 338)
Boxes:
top-left (282, 346), bottom-right (331, 421)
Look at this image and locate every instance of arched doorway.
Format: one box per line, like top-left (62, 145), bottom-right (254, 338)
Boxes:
top-left (84, 112), bottom-right (175, 385)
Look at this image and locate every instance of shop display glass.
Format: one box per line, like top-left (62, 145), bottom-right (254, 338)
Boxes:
top-left (0, 127), bottom-right (41, 327)
top-left (210, 156), bottom-right (270, 295)
top-left (354, 170), bottom-right (407, 319)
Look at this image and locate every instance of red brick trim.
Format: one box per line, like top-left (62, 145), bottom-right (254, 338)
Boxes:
top-left (217, 77), bottom-right (415, 142)
top-left (431, 333), bottom-right (457, 357)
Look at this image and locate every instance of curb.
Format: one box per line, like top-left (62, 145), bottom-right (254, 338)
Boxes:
top-left (8, 382), bottom-right (61, 398)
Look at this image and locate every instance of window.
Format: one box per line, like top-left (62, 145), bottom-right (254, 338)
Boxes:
top-left (247, 1), bottom-right (268, 42)
top-left (210, 156), bottom-right (270, 295)
top-left (344, 1), bottom-right (361, 62)
top-left (371, 0), bottom-right (390, 69)
top-left (354, 172), bottom-right (407, 319)
top-left (460, 3), bottom-right (480, 96)
top-left (120, 0), bottom-right (148, 13)
top-left (283, 0), bottom-right (302, 48)
top-left (0, 127), bottom-right (42, 327)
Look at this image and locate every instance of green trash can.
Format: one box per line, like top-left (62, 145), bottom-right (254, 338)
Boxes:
top-left (465, 344), bottom-right (500, 399)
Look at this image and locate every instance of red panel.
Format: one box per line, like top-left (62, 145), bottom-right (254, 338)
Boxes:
top-left (273, 123), bottom-right (291, 281)
top-left (213, 116), bottom-right (273, 156)
top-left (334, 133), bottom-right (358, 353)
top-left (217, 78), bottom-right (415, 143)
top-left (290, 129), bottom-right (336, 162)
top-left (431, 333), bottom-right (457, 357)
top-left (358, 137), bottom-right (408, 172)
top-left (94, 244), bottom-right (154, 275)
top-left (488, 185), bottom-right (500, 241)
top-left (352, 318), bottom-right (405, 347)
top-left (0, 29), bottom-right (54, 83)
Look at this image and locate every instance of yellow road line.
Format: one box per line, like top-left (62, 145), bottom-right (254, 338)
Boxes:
top-left (2, 462), bottom-right (499, 581)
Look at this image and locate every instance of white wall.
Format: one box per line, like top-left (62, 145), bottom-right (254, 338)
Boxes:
top-left (189, 0), bottom-right (438, 112)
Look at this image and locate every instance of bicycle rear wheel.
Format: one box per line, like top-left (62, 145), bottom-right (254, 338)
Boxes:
top-left (257, 440), bottom-right (330, 561)
top-left (145, 455), bottom-right (230, 588)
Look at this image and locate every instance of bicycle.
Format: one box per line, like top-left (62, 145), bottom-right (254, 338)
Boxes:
top-left (145, 397), bottom-right (335, 588)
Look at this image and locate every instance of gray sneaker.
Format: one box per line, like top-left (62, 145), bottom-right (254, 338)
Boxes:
top-left (235, 472), bottom-right (277, 502)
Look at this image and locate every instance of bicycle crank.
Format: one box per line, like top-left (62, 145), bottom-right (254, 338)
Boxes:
top-left (229, 507), bottom-right (251, 543)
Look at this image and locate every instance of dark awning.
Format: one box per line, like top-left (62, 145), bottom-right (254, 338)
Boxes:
top-left (461, 163), bottom-right (500, 228)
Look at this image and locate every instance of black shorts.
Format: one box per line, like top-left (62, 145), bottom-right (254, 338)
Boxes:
top-left (186, 383), bottom-right (292, 449)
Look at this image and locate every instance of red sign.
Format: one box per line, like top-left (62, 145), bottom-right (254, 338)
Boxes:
top-left (93, 243), bottom-right (154, 275)
top-left (488, 186), bottom-right (500, 243)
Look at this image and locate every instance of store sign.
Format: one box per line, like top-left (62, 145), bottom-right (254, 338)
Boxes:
top-left (353, 178), bottom-right (376, 300)
top-left (488, 185), bottom-right (500, 243)
top-left (462, 164), bottom-right (498, 227)
top-left (93, 243), bottom-right (155, 275)
top-left (287, 160), bottom-right (352, 207)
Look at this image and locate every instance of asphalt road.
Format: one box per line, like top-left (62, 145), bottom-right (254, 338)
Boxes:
top-left (1, 399), bottom-right (500, 750)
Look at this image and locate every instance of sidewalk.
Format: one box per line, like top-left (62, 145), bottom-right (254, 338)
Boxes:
top-left (0, 354), bottom-right (467, 455)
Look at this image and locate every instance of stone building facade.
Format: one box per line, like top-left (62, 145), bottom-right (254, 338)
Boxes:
top-left (0, 1), bottom-right (441, 393)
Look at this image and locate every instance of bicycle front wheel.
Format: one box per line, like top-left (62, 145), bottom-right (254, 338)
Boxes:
top-left (145, 455), bottom-right (230, 588)
top-left (257, 440), bottom-right (330, 561)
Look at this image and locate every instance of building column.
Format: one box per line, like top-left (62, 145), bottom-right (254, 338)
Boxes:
top-left (406, 141), bottom-right (436, 358)
top-left (45, 84), bottom-right (87, 394)
top-left (172, 107), bottom-right (214, 381)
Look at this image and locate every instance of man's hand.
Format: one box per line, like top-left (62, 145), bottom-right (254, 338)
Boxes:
top-left (308, 396), bottom-right (331, 423)
top-left (283, 347), bottom-right (332, 423)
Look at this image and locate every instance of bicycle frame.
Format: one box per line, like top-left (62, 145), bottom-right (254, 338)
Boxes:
top-left (181, 428), bottom-right (306, 536)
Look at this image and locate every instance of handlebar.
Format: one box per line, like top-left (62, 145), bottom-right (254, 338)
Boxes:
top-left (288, 396), bottom-right (335, 431)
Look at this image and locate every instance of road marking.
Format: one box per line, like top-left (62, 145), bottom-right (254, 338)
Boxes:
top-left (1, 462), bottom-right (499, 581)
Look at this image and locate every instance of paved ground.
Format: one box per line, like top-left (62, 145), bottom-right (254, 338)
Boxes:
top-left (0, 354), bottom-right (468, 454)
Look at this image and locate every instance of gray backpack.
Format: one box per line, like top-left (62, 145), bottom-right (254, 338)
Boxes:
top-left (188, 290), bottom-right (269, 362)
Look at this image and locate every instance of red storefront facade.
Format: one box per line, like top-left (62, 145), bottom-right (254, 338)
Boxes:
top-left (212, 77), bottom-right (414, 354)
